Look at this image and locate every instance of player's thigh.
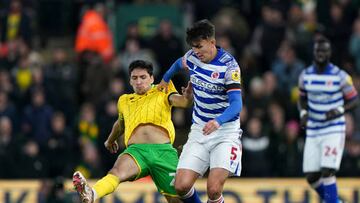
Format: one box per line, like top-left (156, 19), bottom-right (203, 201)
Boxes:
top-left (113, 145), bottom-right (151, 181)
top-left (209, 139), bottom-right (242, 176)
top-left (320, 133), bottom-right (345, 170)
top-left (150, 145), bottom-right (179, 196)
top-left (177, 140), bottom-right (209, 176)
top-left (303, 137), bottom-right (321, 173)
top-left (110, 153), bottom-right (142, 182)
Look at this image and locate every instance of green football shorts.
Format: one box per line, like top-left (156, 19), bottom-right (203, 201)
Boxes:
top-left (121, 143), bottom-right (179, 197)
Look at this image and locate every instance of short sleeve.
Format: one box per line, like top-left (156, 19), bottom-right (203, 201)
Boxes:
top-left (340, 71), bottom-right (358, 100)
top-left (224, 59), bottom-right (241, 91)
top-left (117, 96), bottom-right (124, 121)
top-left (182, 50), bottom-right (193, 70)
top-left (167, 80), bottom-right (178, 94)
top-left (298, 70), bottom-right (306, 96)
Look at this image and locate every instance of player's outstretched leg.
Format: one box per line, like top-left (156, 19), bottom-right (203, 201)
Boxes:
top-left (73, 171), bottom-right (94, 203)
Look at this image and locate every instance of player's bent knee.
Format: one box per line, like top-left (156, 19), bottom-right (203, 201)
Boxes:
top-left (305, 172), bottom-right (322, 184)
top-left (174, 181), bottom-right (193, 196)
top-left (207, 185), bottom-right (222, 200)
top-left (321, 168), bottom-right (336, 177)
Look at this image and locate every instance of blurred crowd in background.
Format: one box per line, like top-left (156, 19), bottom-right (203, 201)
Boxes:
top-left (1, 0), bottom-right (360, 185)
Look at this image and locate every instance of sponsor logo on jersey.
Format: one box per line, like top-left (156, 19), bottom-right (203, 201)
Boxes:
top-left (191, 76), bottom-right (225, 92)
top-left (309, 92), bottom-right (333, 100)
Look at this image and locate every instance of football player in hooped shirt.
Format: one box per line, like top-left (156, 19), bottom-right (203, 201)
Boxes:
top-left (158, 19), bottom-right (243, 203)
top-left (298, 37), bottom-right (358, 203)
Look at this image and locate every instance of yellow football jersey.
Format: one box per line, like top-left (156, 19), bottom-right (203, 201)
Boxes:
top-left (118, 81), bottom-right (178, 147)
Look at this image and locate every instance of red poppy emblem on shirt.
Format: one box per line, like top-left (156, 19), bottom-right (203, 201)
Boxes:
top-left (326, 80), bottom-right (333, 86)
top-left (211, 71), bottom-right (219, 79)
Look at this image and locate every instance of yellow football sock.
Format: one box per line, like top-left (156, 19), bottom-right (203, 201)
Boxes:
top-left (93, 173), bottom-right (120, 199)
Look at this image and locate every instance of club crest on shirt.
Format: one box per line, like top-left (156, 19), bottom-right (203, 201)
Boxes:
top-left (211, 71), bottom-right (220, 79)
top-left (326, 80), bottom-right (333, 86)
top-left (231, 70), bottom-right (240, 81)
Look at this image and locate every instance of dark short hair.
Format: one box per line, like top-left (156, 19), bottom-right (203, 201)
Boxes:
top-left (315, 36), bottom-right (331, 46)
top-left (128, 60), bottom-right (153, 76)
top-left (186, 19), bottom-right (215, 46)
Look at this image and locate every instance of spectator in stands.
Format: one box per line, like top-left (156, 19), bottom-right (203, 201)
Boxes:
top-left (17, 139), bottom-right (48, 178)
top-left (245, 77), bottom-right (268, 119)
top-left (0, 39), bottom-right (24, 71)
top-left (339, 140), bottom-right (360, 177)
top-left (118, 38), bottom-right (159, 78)
top-left (271, 41), bottom-right (305, 96)
top-left (75, 3), bottom-right (114, 63)
top-left (78, 103), bottom-right (99, 145)
top-left (22, 87), bottom-right (53, 147)
top-left (212, 7), bottom-right (250, 57)
top-left (0, 0), bottom-right (32, 47)
top-left (242, 116), bottom-right (272, 177)
top-left (120, 22), bottom-right (147, 50)
top-left (325, 2), bottom-right (353, 66)
top-left (0, 116), bottom-right (20, 178)
top-left (249, 4), bottom-right (293, 72)
top-left (149, 19), bottom-right (183, 80)
top-left (0, 91), bottom-right (18, 131)
top-left (339, 113), bottom-right (360, 177)
top-left (12, 57), bottom-right (32, 97)
top-left (44, 48), bottom-right (78, 126)
top-left (98, 99), bottom-right (120, 170)
top-left (0, 70), bottom-right (14, 95)
top-left (349, 17), bottom-right (360, 74)
top-left (276, 120), bottom-right (304, 177)
top-left (217, 34), bottom-right (237, 57)
top-left (262, 71), bottom-right (283, 103)
top-left (75, 140), bottom-right (104, 178)
top-left (80, 52), bottom-right (110, 105)
top-left (45, 112), bottom-right (74, 178)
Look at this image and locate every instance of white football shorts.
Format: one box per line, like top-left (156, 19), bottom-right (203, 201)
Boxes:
top-left (177, 125), bottom-right (242, 176)
top-left (303, 132), bottom-right (345, 173)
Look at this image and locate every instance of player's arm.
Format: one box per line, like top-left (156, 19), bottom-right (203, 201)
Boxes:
top-left (342, 74), bottom-right (359, 112)
top-left (215, 89), bottom-right (242, 125)
top-left (297, 71), bottom-right (308, 127)
top-left (344, 95), bottom-right (359, 111)
top-left (215, 66), bottom-right (243, 125)
top-left (158, 58), bottom-right (183, 92)
top-left (298, 88), bottom-right (308, 126)
top-left (169, 82), bottom-right (193, 108)
top-left (105, 113), bottom-right (125, 153)
top-left (326, 74), bottom-right (359, 120)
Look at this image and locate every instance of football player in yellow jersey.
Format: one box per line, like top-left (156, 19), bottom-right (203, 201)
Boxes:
top-left (72, 60), bottom-right (193, 203)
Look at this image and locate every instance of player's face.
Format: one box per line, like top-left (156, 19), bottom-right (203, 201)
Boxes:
top-left (130, 68), bottom-right (154, 95)
top-left (314, 42), bottom-right (331, 65)
top-left (191, 39), bottom-right (216, 63)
